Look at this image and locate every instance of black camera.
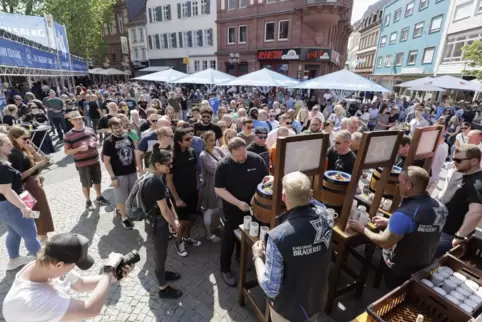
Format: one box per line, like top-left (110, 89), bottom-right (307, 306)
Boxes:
top-left (115, 250), bottom-right (140, 280)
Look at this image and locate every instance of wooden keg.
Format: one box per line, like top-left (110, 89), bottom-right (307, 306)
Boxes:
top-left (320, 171), bottom-right (351, 214)
top-left (369, 166), bottom-right (402, 199)
top-left (252, 184), bottom-right (276, 224)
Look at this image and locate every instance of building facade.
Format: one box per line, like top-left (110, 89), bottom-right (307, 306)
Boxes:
top-left (216, 0), bottom-right (352, 78)
top-left (354, 8), bottom-right (382, 77)
top-left (436, 0), bottom-right (482, 77)
top-left (100, 0), bottom-right (131, 72)
top-left (145, 0), bottom-right (218, 74)
top-left (127, 9), bottom-right (149, 76)
top-left (345, 20), bottom-right (361, 70)
top-left (372, 0), bottom-right (450, 88)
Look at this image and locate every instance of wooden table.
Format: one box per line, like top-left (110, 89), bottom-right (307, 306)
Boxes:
top-left (235, 226), bottom-right (270, 322)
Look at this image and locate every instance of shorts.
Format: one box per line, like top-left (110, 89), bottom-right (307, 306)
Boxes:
top-left (77, 163), bottom-right (102, 188)
top-left (113, 173), bottom-right (138, 204)
top-left (174, 192), bottom-right (199, 221)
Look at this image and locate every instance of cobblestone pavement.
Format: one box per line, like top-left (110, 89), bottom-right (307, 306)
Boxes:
top-left (0, 150), bottom-right (259, 322)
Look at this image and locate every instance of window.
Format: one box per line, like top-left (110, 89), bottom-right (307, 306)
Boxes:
top-left (192, 1), bottom-right (199, 16)
top-left (154, 6), bottom-right (163, 22)
top-left (479, 0), bottom-right (482, 12)
top-left (395, 52), bottom-right (404, 66)
top-left (201, 0), bottom-right (208, 14)
top-left (142, 48), bottom-right (146, 60)
top-left (454, 1), bottom-right (474, 21)
top-left (182, 31), bottom-right (189, 47)
top-left (376, 56), bottom-right (382, 67)
top-left (380, 35), bottom-right (387, 47)
top-left (204, 29), bottom-right (213, 46)
top-left (413, 22), bottom-right (424, 38)
top-left (210, 60), bottom-right (216, 69)
top-left (148, 8), bottom-right (153, 23)
top-left (278, 20), bottom-right (289, 40)
top-left (155, 34), bottom-right (161, 49)
top-left (108, 22), bottom-right (114, 35)
top-left (228, 26), bottom-right (235, 44)
top-left (181, 2), bottom-right (188, 18)
top-left (444, 29), bottom-right (482, 62)
top-left (385, 55), bottom-right (392, 67)
top-left (163, 5), bottom-right (171, 21)
top-left (265, 22), bottom-right (275, 41)
top-left (134, 48), bottom-right (139, 59)
top-left (239, 25), bottom-right (247, 43)
top-left (203, 60), bottom-right (208, 70)
top-left (196, 29), bottom-right (203, 46)
top-left (148, 35), bottom-right (153, 49)
top-left (400, 27), bottom-right (409, 41)
top-left (430, 15), bottom-right (443, 33)
top-left (407, 50), bottom-right (417, 65)
top-left (118, 14), bottom-right (124, 34)
top-left (384, 14), bottom-right (390, 26)
top-left (419, 0), bottom-right (429, 10)
top-left (163, 33), bottom-right (168, 48)
top-left (389, 32), bottom-right (397, 44)
top-left (405, 1), bottom-right (414, 16)
top-left (422, 47), bottom-right (435, 64)
top-left (194, 60), bottom-right (200, 72)
top-left (171, 33), bottom-right (177, 48)
top-left (139, 28), bottom-right (144, 42)
top-left (394, 8), bottom-right (402, 21)
top-left (131, 29), bottom-right (137, 43)
top-left (240, 0), bottom-right (249, 8)
top-left (228, 0), bottom-right (236, 9)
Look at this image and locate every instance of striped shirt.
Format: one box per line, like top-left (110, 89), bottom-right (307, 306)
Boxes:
top-left (64, 127), bottom-right (99, 167)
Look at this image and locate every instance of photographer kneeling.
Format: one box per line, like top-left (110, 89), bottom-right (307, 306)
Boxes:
top-left (3, 232), bottom-right (134, 322)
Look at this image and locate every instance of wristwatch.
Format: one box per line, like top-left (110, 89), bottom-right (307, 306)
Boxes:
top-left (103, 265), bottom-right (114, 274)
top-left (454, 234), bottom-right (465, 240)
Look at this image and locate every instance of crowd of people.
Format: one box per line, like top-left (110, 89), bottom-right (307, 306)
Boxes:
top-left (0, 80), bottom-right (482, 322)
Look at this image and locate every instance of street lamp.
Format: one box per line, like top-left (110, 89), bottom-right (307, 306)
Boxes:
top-left (228, 52), bottom-right (240, 76)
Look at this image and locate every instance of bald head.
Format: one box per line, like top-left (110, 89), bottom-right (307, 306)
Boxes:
top-left (468, 130), bottom-right (482, 145)
top-left (157, 117), bottom-right (171, 128)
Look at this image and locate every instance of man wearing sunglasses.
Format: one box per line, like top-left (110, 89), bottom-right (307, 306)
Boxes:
top-left (326, 130), bottom-right (356, 175)
top-left (237, 118), bottom-right (255, 145)
top-left (436, 144), bottom-right (482, 257)
top-left (193, 105), bottom-right (223, 145)
top-left (266, 114), bottom-right (295, 149)
top-left (247, 127), bottom-right (269, 171)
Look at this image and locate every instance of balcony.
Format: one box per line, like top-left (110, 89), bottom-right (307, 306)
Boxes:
top-left (296, 0), bottom-right (352, 31)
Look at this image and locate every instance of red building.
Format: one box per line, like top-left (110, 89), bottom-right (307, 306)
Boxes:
top-left (216, 0), bottom-right (353, 78)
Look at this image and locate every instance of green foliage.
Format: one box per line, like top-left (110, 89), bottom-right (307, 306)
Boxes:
top-left (1, 0), bottom-right (43, 15)
top-left (462, 40), bottom-right (482, 80)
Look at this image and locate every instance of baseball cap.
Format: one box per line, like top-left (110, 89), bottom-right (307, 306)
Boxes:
top-left (254, 127), bottom-right (268, 135)
top-left (45, 233), bottom-right (94, 270)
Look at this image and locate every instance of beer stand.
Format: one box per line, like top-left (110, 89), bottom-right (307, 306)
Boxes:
top-left (236, 133), bottom-right (330, 322)
top-left (325, 130), bottom-right (404, 312)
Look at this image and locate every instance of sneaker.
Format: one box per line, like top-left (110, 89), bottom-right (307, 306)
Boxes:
top-left (158, 286), bottom-right (183, 299)
top-left (175, 242), bottom-right (188, 257)
top-left (183, 237), bottom-right (202, 247)
top-left (7, 255), bottom-right (35, 271)
top-left (221, 272), bottom-right (236, 287)
top-left (85, 200), bottom-right (94, 211)
top-left (95, 196), bottom-right (110, 206)
top-left (165, 271), bottom-right (181, 281)
top-left (121, 219), bottom-right (134, 230)
top-left (209, 234), bottom-right (221, 243)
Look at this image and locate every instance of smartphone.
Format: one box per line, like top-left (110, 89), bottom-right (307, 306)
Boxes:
top-left (31, 211), bottom-right (41, 219)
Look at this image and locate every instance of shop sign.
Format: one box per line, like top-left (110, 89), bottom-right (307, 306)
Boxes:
top-left (301, 48), bottom-right (331, 61)
top-left (257, 49), bottom-right (300, 61)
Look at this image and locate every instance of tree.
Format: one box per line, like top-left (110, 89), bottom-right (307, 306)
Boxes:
top-left (1, 0), bottom-right (43, 15)
top-left (41, 0), bottom-right (115, 58)
top-left (462, 40), bottom-right (482, 80)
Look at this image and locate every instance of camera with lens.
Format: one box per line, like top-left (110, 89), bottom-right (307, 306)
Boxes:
top-left (114, 250), bottom-right (140, 280)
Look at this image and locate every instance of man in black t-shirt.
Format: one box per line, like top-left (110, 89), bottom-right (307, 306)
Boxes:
top-left (214, 137), bottom-right (269, 286)
top-left (436, 144), bottom-right (482, 257)
top-left (97, 102), bottom-right (119, 139)
top-left (166, 128), bottom-right (201, 257)
top-left (102, 117), bottom-right (136, 230)
top-left (327, 130), bottom-right (356, 175)
top-left (193, 106), bottom-right (223, 144)
top-left (247, 127), bottom-right (269, 171)
top-left (87, 94), bottom-right (102, 132)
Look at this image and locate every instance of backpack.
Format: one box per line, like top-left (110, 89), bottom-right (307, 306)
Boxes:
top-left (125, 173), bottom-right (154, 221)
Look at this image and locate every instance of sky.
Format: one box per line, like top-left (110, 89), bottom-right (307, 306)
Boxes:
top-left (351, 0), bottom-right (380, 23)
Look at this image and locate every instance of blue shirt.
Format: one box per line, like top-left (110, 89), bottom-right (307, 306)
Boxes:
top-left (138, 131), bottom-right (158, 152)
top-left (209, 98), bottom-right (219, 114)
top-left (285, 98), bottom-right (294, 109)
top-left (435, 106), bottom-right (445, 120)
top-left (253, 119), bottom-right (271, 132)
top-left (260, 236), bottom-right (284, 299)
top-left (388, 211), bottom-right (416, 235)
top-left (291, 120), bottom-right (302, 134)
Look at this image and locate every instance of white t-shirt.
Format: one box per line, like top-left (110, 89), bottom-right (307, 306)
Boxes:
top-left (3, 262), bottom-right (81, 322)
top-left (266, 127), bottom-right (296, 149)
top-left (323, 93), bottom-right (332, 100)
top-left (430, 142), bottom-right (448, 183)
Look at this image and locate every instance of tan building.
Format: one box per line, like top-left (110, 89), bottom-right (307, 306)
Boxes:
top-left (216, 0), bottom-right (352, 78)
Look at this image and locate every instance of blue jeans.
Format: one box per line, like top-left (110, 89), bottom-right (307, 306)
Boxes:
top-left (435, 232), bottom-right (454, 259)
top-left (0, 200), bottom-right (41, 259)
top-left (180, 109), bottom-right (188, 121)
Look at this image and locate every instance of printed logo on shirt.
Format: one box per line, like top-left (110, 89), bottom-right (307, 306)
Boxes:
top-left (247, 168), bottom-right (256, 172)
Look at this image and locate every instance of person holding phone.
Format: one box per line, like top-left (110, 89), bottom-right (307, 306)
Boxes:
top-left (0, 133), bottom-right (41, 271)
top-left (7, 126), bottom-right (55, 244)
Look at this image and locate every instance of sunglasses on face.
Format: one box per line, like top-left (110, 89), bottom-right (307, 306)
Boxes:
top-left (453, 157), bottom-right (470, 163)
top-left (202, 115), bottom-right (211, 119)
top-left (286, 122), bottom-right (292, 125)
top-left (257, 135), bottom-right (267, 139)
top-left (163, 162), bottom-right (173, 167)
top-left (150, 119), bottom-right (158, 123)
top-left (269, 115), bottom-right (275, 118)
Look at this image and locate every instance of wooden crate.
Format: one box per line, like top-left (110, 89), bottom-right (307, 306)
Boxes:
top-left (449, 236), bottom-right (482, 272)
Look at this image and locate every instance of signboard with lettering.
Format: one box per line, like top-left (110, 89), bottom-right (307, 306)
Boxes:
top-left (257, 49), bottom-right (301, 61)
top-left (300, 48), bottom-right (332, 61)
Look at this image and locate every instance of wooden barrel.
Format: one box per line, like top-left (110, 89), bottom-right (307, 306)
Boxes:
top-left (320, 171), bottom-right (351, 214)
top-left (369, 166), bottom-right (401, 199)
top-left (252, 184), bottom-right (275, 224)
